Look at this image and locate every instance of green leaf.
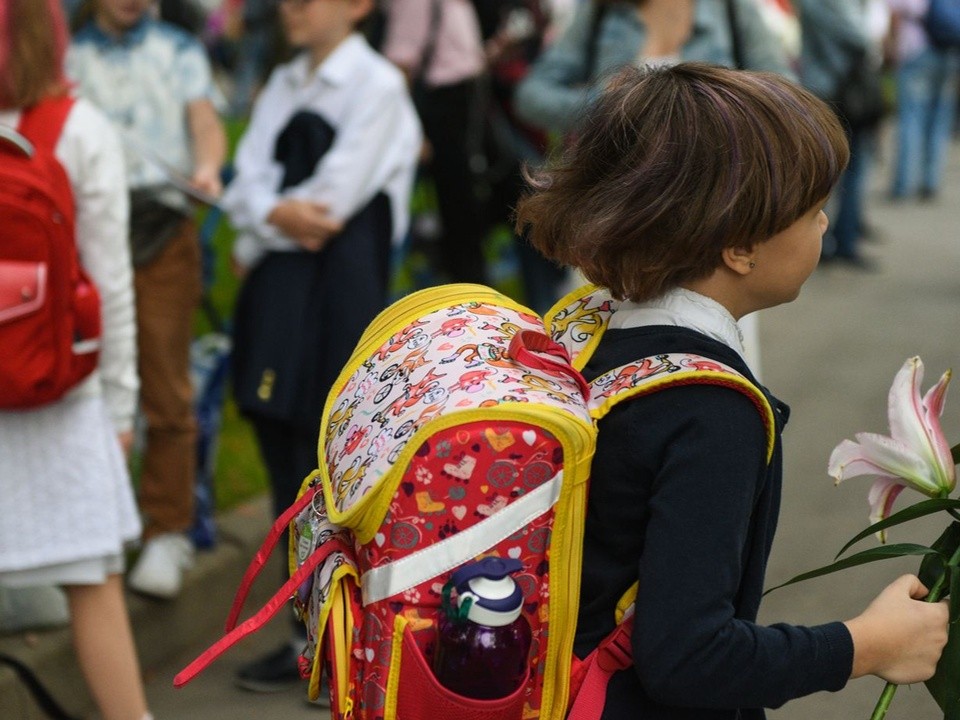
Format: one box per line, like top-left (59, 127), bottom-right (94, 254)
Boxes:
top-left (926, 619), bottom-right (960, 719)
top-left (764, 544), bottom-right (941, 596)
top-left (952, 442), bottom-right (960, 466)
top-left (951, 566), bottom-right (960, 624)
top-left (919, 523), bottom-right (960, 592)
top-left (834, 499), bottom-right (960, 559)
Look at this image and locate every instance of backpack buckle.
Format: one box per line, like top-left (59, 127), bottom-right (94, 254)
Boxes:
top-left (595, 622), bottom-right (633, 672)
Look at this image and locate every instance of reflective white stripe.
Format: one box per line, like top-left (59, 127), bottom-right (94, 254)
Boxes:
top-left (72, 339), bottom-right (101, 354)
top-left (360, 470), bottom-right (563, 605)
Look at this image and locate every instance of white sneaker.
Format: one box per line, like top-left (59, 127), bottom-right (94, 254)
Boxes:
top-left (127, 533), bottom-right (195, 599)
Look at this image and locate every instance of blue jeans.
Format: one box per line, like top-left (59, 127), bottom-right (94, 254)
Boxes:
top-left (831, 125), bottom-right (875, 258)
top-left (891, 47), bottom-right (960, 197)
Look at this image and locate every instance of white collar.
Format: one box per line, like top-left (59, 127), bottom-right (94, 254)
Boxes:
top-left (288, 33), bottom-right (366, 88)
top-left (608, 287), bottom-right (747, 360)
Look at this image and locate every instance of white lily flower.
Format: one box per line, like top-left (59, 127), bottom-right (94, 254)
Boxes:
top-left (828, 357), bottom-right (955, 541)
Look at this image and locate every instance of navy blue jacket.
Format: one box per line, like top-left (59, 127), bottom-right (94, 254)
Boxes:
top-left (575, 326), bottom-right (853, 719)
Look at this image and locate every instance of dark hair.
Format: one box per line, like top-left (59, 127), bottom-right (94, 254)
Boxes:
top-left (515, 63), bottom-right (849, 302)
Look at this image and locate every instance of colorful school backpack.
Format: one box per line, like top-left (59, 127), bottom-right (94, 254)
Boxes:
top-left (0, 96), bottom-right (101, 409)
top-left (176, 283), bottom-right (775, 719)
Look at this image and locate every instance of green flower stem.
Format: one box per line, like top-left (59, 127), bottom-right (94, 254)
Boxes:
top-left (870, 506), bottom-right (960, 720)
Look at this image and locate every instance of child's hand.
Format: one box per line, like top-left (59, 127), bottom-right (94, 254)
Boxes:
top-left (844, 574), bottom-right (949, 685)
top-left (190, 165), bottom-right (223, 199)
top-left (267, 199), bottom-right (344, 252)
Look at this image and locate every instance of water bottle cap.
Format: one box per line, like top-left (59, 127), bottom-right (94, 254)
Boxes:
top-left (452, 557), bottom-right (524, 627)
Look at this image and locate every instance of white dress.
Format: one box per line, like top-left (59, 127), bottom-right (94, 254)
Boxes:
top-left (0, 98), bottom-right (141, 585)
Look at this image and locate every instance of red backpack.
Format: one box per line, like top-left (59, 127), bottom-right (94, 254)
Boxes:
top-left (0, 96), bottom-right (101, 409)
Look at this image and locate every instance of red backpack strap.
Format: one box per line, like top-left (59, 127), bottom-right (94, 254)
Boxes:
top-left (173, 534), bottom-right (351, 688)
top-left (567, 621), bottom-right (633, 720)
top-left (224, 483), bottom-right (321, 632)
top-left (17, 95), bottom-right (75, 150)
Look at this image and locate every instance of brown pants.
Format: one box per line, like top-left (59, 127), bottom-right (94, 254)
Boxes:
top-left (134, 218), bottom-right (201, 538)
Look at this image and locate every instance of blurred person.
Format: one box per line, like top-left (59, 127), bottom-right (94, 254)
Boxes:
top-left (886, 0), bottom-right (960, 200)
top-left (514, 0), bottom-right (793, 378)
top-left (796, 0), bottom-right (886, 268)
top-left (471, 0), bottom-right (569, 313)
top-left (228, 0), bottom-right (280, 117)
top-left (513, 0), bottom-right (793, 136)
top-left (756, 0), bottom-right (801, 65)
top-left (0, 1), bottom-right (151, 718)
top-left (220, 0), bottom-right (421, 692)
top-left (382, 0), bottom-right (488, 284)
top-left (68, 0), bottom-right (228, 600)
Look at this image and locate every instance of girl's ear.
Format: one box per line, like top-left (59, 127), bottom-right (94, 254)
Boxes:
top-left (721, 245), bottom-right (758, 276)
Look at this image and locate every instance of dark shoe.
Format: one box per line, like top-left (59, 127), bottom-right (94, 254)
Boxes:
top-left (919, 187), bottom-right (938, 202)
top-left (235, 643), bottom-right (304, 693)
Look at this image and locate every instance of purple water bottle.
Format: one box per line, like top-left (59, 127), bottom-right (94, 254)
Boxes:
top-left (432, 557), bottom-right (532, 700)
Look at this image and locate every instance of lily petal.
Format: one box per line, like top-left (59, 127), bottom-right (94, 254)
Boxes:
top-left (853, 432), bottom-right (940, 494)
top-left (867, 477), bottom-right (906, 543)
top-left (888, 357), bottom-right (928, 450)
top-left (888, 357), bottom-right (955, 495)
top-left (922, 369), bottom-right (955, 492)
top-left (829, 439), bottom-right (902, 483)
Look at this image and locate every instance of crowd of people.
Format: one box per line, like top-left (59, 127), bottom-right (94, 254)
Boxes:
top-left (0, 1), bottom-right (957, 719)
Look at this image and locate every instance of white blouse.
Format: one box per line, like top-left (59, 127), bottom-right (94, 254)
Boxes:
top-left (222, 33), bottom-right (423, 269)
top-left (609, 287), bottom-right (749, 363)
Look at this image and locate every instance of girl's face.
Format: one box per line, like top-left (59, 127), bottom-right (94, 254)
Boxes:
top-left (279, 0), bottom-right (361, 61)
top-left (749, 201), bottom-right (828, 308)
top-left (94, 0), bottom-right (151, 34)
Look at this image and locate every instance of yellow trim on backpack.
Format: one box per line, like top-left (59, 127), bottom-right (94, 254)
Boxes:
top-left (591, 370), bottom-right (776, 464)
top-left (313, 284), bottom-right (550, 542)
top-left (321, 403), bottom-right (595, 544)
top-left (383, 614), bottom-right (408, 720)
top-left (544, 283), bottom-right (609, 372)
top-left (539, 451), bottom-right (590, 718)
top-left (306, 564), bottom-right (359, 706)
top-left (615, 582), bottom-right (639, 626)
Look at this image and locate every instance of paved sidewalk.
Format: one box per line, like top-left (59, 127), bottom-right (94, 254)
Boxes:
top-left (2, 131), bottom-right (959, 719)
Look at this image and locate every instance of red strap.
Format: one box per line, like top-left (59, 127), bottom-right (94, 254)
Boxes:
top-left (508, 330), bottom-right (591, 400)
top-left (225, 484), bottom-right (321, 632)
top-left (567, 621), bottom-right (633, 720)
top-left (17, 95), bottom-right (75, 150)
top-left (173, 535), bottom-right (350, 688)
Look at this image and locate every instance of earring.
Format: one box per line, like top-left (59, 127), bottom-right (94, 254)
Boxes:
top-left (748, 261), bottom-right (756, 268)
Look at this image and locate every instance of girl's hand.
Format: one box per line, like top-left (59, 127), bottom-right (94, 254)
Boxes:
top-left (844, 575), bottom-right (949, 685)
top-left (267, 199), bottom-right (344, 252)
top-left (637, 0), bottom-right (694, 59)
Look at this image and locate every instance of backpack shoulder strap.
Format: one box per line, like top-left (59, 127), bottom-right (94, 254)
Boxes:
top-left (17, 95), bottom-right (75, 150)
top-left (589, 352), bottom-right (776, 463)
top-left (569, 357), bottom-right (774, 719)
top-left (545, 284), bottom-right (617, 371)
